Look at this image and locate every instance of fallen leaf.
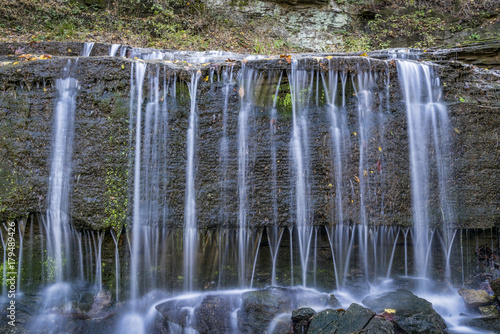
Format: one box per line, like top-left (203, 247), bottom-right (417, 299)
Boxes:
top-left (360, 52), bottom-right (368, 57)
top-left (384, 309), bottom-right (396, 314)
top-left (280, 54), bottom-right (292, 64)
top-left (363, 170), bottom-right (368, 177)
top-left (354, 175), bottom-right (360, 183)
top-left (378, 146), bottom-right (382, 152)
top-left (454, 127), bottom-right (460, 134)
top-left (239, 87), bottom-right (245, 98)
top-left (325, 56), bottom-right (333, 59)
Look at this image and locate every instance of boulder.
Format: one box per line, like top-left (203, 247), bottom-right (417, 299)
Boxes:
top-left (238, 287), bottom-right (293, 333)
top-left (466, 317), bottom-right (500, 333)
top-left (193, 295), bottom-right (235, 334)
top-left (458, 289), bottom-right (495, 307)
top-left (336, 303), bottom-right (375, 334)
top-left (363, 316), bottom-right (409, 334)
top-left (478, 305), bottom-right (500, 318)
top-left (362, 289), bottom-right (447, 334)
top-left (308, 308), bottom-right (345, 334)
top-left (328, 294), bottom-right (342, 308)
top-left (268, 314), bottom-right (292, 334)
top-left (87, 290), bottom-right (112, 319)
top-left (291, 307), bottom-right (316, 333)
top-left (490, 278), bottom-right (500, 298)
top-left (308, 303), bottom-right (376, 334)
top-left (156, 298), bottom-right (199, 328)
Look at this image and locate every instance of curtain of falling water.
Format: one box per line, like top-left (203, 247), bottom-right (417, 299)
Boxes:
top-left (46, 63), bottom-right (79, 285)
top-left (184, 70), bottom-right (202, 291)
top-left (397, 59), bottom-right (454, 287)
top-left (130, 62), bottom-right (147, 303)
top-left (237, 65), bottom-right (260, 287)
top-left (289, 59), bottom-right (314, 286)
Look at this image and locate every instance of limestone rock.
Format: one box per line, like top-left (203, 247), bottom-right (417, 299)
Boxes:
top-left (458, 289), bottom-right (495, 307)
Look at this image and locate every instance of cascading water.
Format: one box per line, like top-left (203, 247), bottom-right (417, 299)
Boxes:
top-left (82, 42), bottom-right (94, 57)
top-left (45, 63), bottom-right (78, 292)
top-left (6, 45), bottom-right (492, 334)
top-left (237, 65), bottom-right (261, 287)
top-left (288, 59), bottom-right (320, 287)
top-left (268, 71), bottom-right (284, 287)
top-left (220, 65), bottom-right (234, 226)
top-left (184, 70), bottom-right (201, 291)
top-left (110, 44), bottom-right (121, 57)
top-left (130, 62), bottom-right (147, 303)
top-left (397, 59), bottom-right (454, 287)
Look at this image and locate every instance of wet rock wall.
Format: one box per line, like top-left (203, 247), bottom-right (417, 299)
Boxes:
top-left (0, 42), bottom-right (498, 230)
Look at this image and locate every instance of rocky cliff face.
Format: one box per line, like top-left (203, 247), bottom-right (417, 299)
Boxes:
top-left (205, 0), bottom-right (350, 51)
top-left (0, 42), bottom-right (498, 230)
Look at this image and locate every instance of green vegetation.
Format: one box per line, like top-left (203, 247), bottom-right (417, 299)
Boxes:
top-left (338, 0), bottom-right (499, 51)
top-left (0, 0), bottom-right (295, 53)
top-left (368, 10), bottom-right (447, 49)
top-left (102, 92), bottom-right (130, 234)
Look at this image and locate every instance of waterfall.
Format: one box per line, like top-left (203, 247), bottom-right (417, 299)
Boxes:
top-left (269, 71), bottom-right (283, 287)
top-left (8, 46), bottom-right (483, 334)
top-left (46, 64), bottom-right (78, 285)
top-left (289, 59), bottom-right (314, 286)
top-left (397, 59), bottom-right (454, 285)
top-left (130, 62), bottom-right (147, 302)
top-left (237, 65), bottom-right (259, 287)
top-left (184, 70), bottom-right (202, 291)
top-left (220, 65), bottom-right (234, 226)
top-left (82, 42), bottom-right (94, 57)
top-left (110, 44), bottom-right (121, 57)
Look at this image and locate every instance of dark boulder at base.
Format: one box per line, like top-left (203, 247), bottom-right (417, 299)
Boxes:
top-left (308, 308), bottom-right (345, 334)
top-left (308, 303), bottom-right (375, 334)
top-left (193, 294), bottom-right (237, 334)
top-left (489, 278), bottom-right (500, 299)
top-left (466, 317), bottom-right (500, 333)
top-left (238, 287), bottom-right (293, 333)
top-left (238, 287), bottom-right (337, 333)
top-left (156, 297), bottom-right (202, 328)
top-left (291, 307), bottom-right (316, 333)
top-left (336, 303), bottom-right (375, 334)
top-left (362, 289), bottom-right (447, 334)
top-left (362, 317), bottom-right (409, 334)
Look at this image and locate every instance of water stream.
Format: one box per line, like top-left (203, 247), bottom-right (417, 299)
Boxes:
top-left (1, 48), bottom-right (493, 334)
